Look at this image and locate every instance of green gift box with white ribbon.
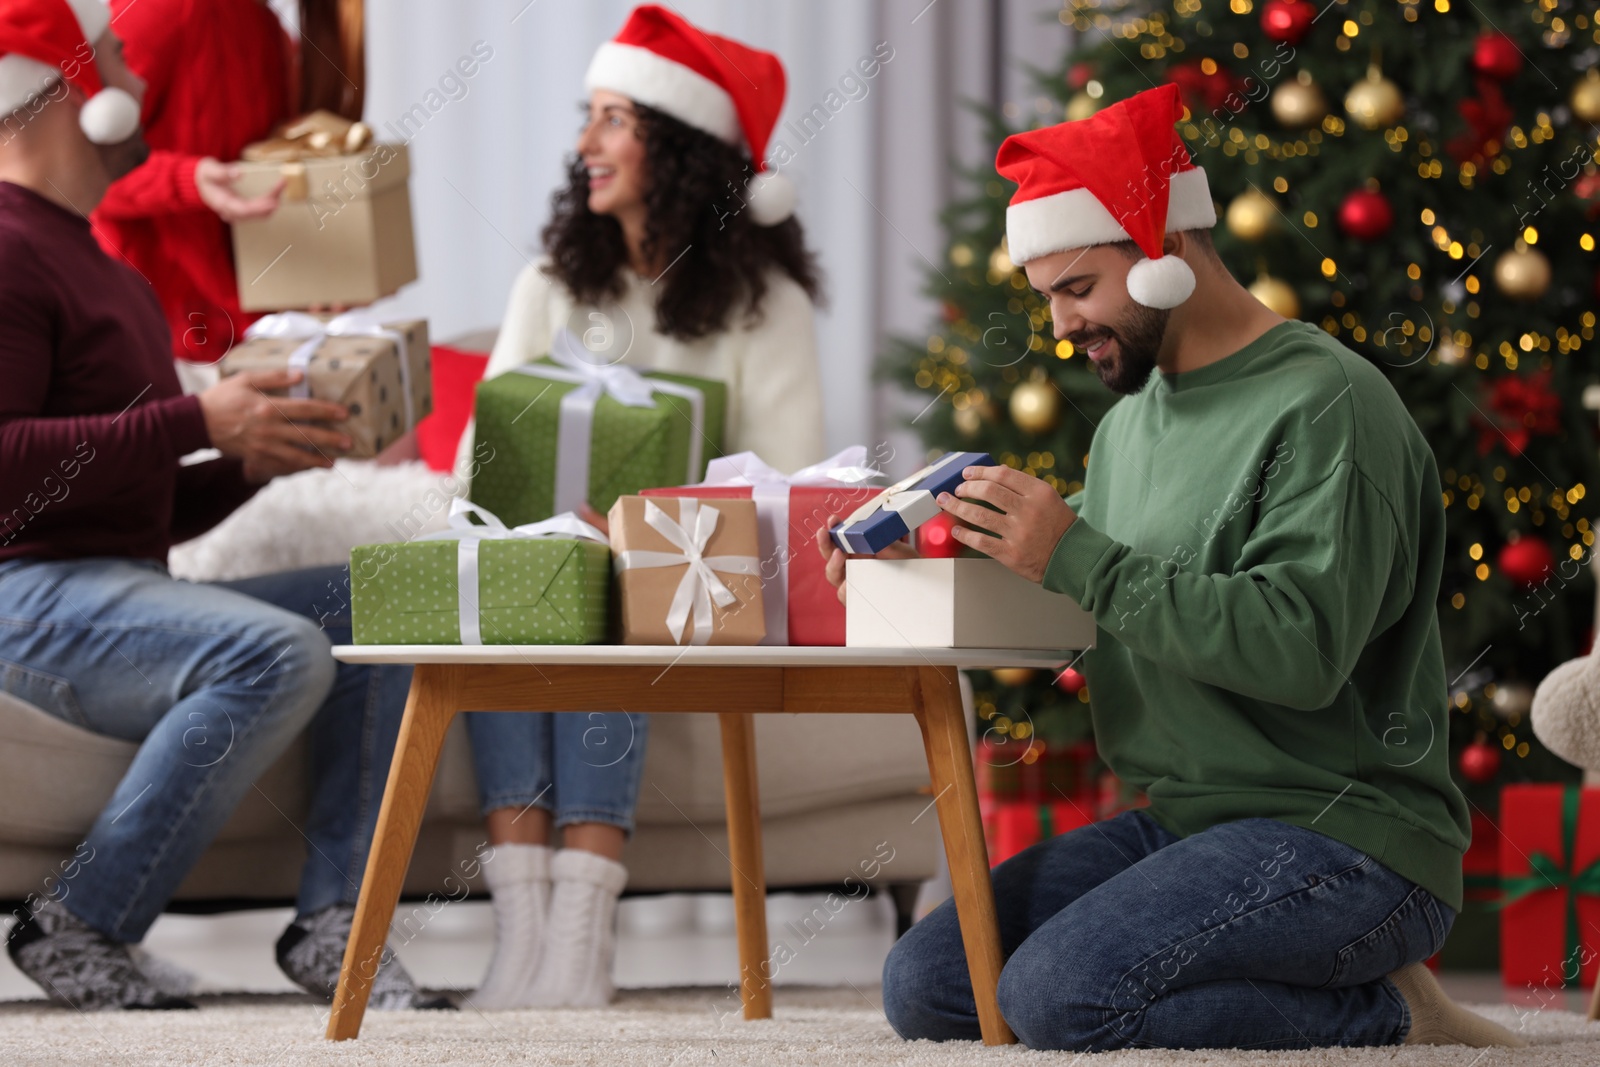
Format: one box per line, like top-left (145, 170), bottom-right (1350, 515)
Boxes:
top-left (470, 331), bottom-right (728, 527)
top-left (351, 501), bottom-right (610, 645)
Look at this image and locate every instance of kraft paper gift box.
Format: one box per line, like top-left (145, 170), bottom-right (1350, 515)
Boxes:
top-left (640, 448), bottom-right (885, 646)
top-left (830, 451), bottom-right (995, 556)
top-left (349, 501), bottom-right (609, 645)
top-left (230, 112), bottom-right (418, 311)
top-left (608, 495), bottom-right (765, 645)
top-left (220, 313), bottom-right (432, 458)
top-left (470, 335), bottom-right (728, 526)
top-left (1498, 784), bottom-right (1600, 988)
top-left (844, 557), bottom-right (1097, 650)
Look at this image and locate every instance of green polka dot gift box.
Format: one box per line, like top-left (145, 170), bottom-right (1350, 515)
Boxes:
top-left (469, 336), bottom-right (727, 527)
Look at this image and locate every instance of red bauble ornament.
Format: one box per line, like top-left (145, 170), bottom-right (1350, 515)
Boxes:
top-left (1066, 62), bottom-right (1096, 91)
top-left (1337, 189), bottom-right (1394, 241)
top-left (1459, 739), bottom-right (1502, 784)
top-left (1260, 0), bottom-right (1315, 44)
top-left (1055, 667), bottom-right (1086, 695)
top-left (1470, 31), bottom-right (1522, 82)
top-left (916, 512), bottom-right (962, 558)
top-left (1498, 537), bottom-right (1554, 587)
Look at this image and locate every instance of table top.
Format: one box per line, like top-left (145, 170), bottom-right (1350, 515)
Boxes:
top-left (331, 644), bottom-right (1079, 669)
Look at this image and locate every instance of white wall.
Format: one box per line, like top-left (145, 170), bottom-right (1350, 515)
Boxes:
top-left (352, 0), bottom-right (1069, 474)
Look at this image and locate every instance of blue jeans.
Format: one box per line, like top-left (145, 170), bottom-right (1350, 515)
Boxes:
top-left (0, 557), bottom-right (410, 940)
top-left (883, 810), bottom-right (1454, 1051)
top-left (465, 711), bottom-right (648, 833)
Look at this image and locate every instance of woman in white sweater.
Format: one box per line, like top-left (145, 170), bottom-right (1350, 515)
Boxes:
top-left (459, 5), bottom-right (825, 1010)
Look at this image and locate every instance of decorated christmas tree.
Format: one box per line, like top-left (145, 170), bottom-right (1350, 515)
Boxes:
top-left (883, 0), bottom-right (1600, 798)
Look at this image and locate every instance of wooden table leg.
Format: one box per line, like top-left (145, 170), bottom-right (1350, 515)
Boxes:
top-left (914, 667), bottom-right (1016, 1046)
top-left (718, 711), bottom-right (772, 1020)
top-left (1589, 972), bottom-right (1600, 1021)
top-left (327, 665), bottom-right (461, 1040)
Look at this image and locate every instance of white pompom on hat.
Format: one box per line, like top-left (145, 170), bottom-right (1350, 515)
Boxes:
top-left (585, 4), bottom-right (794, 226)
top-left (0, 0), bottom-right (140, 146)
top-left (995, 83), bottom-right (1216, 309)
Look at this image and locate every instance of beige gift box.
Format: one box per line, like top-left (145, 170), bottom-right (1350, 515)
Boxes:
top-left (230, 143), bottom-right (418, 311)
top-left (844, 557), bottom-right (1097, 650)
top-left (608, 496), bottom-right (766, 646)
top-left (218, 318), bottom-right (432, 458)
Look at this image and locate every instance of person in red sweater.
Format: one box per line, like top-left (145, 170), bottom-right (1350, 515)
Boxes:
top-left (90, 0), bottom-right (289, 367)
top-left (0, 0), bottom-right (446, 1013)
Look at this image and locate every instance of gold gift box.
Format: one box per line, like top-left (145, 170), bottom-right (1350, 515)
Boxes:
top-left (218, 319), bottom-right (432, 458)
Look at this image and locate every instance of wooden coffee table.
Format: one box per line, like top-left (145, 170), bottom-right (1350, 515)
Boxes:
top-left (324, 644), bottom-right (1077, 1046)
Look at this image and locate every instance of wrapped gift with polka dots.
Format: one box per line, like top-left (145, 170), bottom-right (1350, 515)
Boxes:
top-left (349, 502), bottom-right (610, 645)
top-left (469, 332), bottom-right (727, 526)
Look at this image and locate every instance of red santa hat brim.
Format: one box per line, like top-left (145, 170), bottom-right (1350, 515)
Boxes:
top-left (0, 0), bottom-right (137, 144)
top-left (585, 40), bottom-right (741, 145)
top-left (1004, 166), bottom-right (1216, 266)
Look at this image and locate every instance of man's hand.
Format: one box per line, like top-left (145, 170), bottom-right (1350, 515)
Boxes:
top-left (194, 158), bottom-right (283, 223)
top-left (198, 369), bottom-right (351, 485)
top-left (814, 512), bottom-right (919, 605)
top-left (937, 465), bottom-right (1076, 583)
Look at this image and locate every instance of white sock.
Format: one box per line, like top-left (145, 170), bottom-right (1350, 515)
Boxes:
top-left (1390, 963), bottom-right (1529, 1048)
top-left (471, 843), bottom-right (551, 1011)
top-left (527, 848), bottom-right (628, 1008)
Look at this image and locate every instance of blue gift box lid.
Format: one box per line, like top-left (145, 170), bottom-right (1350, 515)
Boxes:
top-left (829, 451), bottom-right (994, 554)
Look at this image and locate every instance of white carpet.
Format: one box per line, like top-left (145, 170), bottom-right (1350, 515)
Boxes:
top-left (1, 988), bottom-right (1596, 1067)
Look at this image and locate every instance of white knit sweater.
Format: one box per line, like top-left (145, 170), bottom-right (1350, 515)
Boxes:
top-left (455, 261), bottom-right (826, 486)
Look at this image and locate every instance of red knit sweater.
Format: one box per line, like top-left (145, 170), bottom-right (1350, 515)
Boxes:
top-left (91, 0), bottom-right (294, 364)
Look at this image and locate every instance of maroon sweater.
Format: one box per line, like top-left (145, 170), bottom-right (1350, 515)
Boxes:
top-left (0, 181), bottom-right (255, 563)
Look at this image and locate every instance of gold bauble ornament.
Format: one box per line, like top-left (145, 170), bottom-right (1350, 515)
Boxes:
top-left (1270, 74), bottom-right (1328, 129)
top-left (1491, 681), bottom-right (1534, 720)
top-left (1493, 245), bottom-right (1552, 301)
top-left (988, 239), bottom-right (1014, 279)
top-left (953, 404), bottom-right (983, 439)
top-left (1009, 380), bottom-right (1061, 434)
top-left (991, 668), bottom-right (1037, 687)
top-left (1344, 66), bottom-right (1404, 130)
top-left (1573, 69), bottom-right (1600, 125)
top-left (1226, 189), bottom-right (1278, 242)
top-left (1066, 92), bottom-right (1099, 122)
top-left (1249, 273), bottom-right (1300, 319)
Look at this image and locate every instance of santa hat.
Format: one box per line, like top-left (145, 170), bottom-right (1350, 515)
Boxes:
top-left (0, 0), bottom-right (140, 145)
top-left (584, 4), bottom-right (795, 226)
top-left (995, 83), bottom-right (1217, 309)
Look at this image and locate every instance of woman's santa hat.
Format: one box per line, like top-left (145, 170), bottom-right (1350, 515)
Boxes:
top-left (585, 4), bottom-right (795, 226)
top-left (0, 0), bottom-right (140, 145)
top-left (996, 83), bottom-right (1216, 309)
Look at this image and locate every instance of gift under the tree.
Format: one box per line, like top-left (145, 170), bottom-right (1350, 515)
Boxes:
top-left (829, 451), bottom-right (994, 555)
top-left (986, 799), bottom-right (1096, 866)
top-left (844, 557), bottom-right (1097, 649)
top-left (230, 111), bottom-right (417, 311)
top-left (221, 313), bottom-right (432, 458)
top-left (350, 500), bottom-right (610, 645)
top-left (640, 448), bottom-right (885, 645)
top-left (1498, 784), bottom-right (1600, 988)
top-left (609, 495), bottom-right (765, 645)
top-left (976, 739), bottom-right (1099, 802)
top-left (471, 334), bottom-right (728, 526)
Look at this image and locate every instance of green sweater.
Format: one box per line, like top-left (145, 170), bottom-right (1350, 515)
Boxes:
top-left (1044, 319), bottom-right (1471, 910)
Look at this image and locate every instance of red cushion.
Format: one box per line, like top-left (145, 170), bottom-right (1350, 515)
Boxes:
top-left (415, 344), bottom-right (491, 472)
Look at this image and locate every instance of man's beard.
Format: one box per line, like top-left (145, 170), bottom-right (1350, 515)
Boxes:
top-left (1073, 301), bottom-right (1172, 395)
top-left (94, 132), bottom-right (151, 183)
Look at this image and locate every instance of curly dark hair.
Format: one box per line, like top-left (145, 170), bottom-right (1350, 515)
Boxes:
top-left (541, 102), bottom-right (823, 342)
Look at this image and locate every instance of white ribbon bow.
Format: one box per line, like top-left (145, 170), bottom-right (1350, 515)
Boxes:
top-left (243, 311), bottom-right (416, 431)
top-left (613, 498), bottom-right (760, 645)
top-left (510, 330), bottom-right (707, 514)
top-left (414, 498), bottom-right (608, 644)
top-left (689, 447), bottom-right (884, 644)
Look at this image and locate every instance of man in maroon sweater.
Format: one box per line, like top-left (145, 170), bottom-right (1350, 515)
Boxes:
top-left (0, 0), bottom-right (445, 1012)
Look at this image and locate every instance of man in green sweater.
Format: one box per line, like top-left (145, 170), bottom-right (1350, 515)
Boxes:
top-left (823, 85), bottom-right (1523, 1052)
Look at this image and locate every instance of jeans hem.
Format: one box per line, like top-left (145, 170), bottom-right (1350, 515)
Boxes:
top-left (479, 795), bottom-right (555, 820)
top-left (1380, 977), bottom-right (1412, 1044)
top-left (554, 810), bottom-right (636, 836)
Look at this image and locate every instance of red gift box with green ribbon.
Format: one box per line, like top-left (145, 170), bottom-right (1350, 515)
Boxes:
top-left (1498, 784), bottom-right (1600, 988)
top-left (986, 799), bottom-right (1096, 867)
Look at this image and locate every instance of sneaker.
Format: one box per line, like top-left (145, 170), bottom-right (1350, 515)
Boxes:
top-left (6, 902), bottom-right (195, 1011)
top-left (275, 904), bottom-right (454, 1011)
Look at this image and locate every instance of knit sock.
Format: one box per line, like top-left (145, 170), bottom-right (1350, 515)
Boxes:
top-left (526, 848), bottom-right (628, 1008)
top-left (6, 900), bottom-right (194, 1011)
top-left (128, 945), bottom-right (201, 998)
top-left (471, 843), bottom-right (552, 1010)
top-left (276, 904), bottom-right (455, 1012)
top-left (1389, 963), bottom-right (1528, 1047)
